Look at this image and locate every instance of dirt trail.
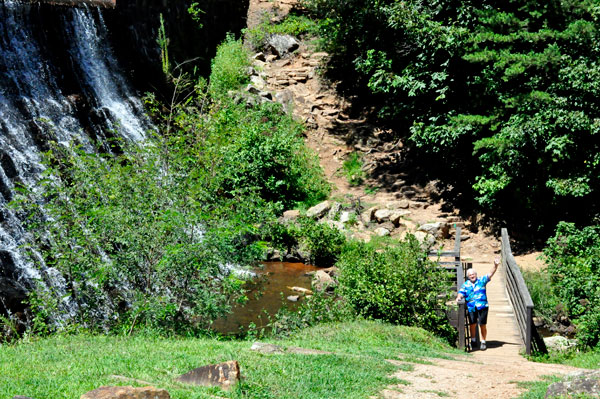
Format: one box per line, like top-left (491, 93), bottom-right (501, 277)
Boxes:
top-left (245, 1), bottom-right (585, 397)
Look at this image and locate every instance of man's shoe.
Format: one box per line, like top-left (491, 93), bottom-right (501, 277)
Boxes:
top-left (480, 342), bottom-right (487, 350)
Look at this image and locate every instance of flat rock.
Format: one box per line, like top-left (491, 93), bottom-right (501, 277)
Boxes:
top-left (361, 206), bottom-right (378, 224)
top-left (282, 209), bottom-right (300, 221)
top-left (545, 370), bottom-right (600, 398)
top-left (80, 386), bottom-right (169, 399)
top-left (390, 210), bottom-right (411, 226)
top-left (375, 227), bottom-right (391, 237)
top-left (374, 209), bottom-right (393, 223)
top-left (386, 200), bottom-right (410, 209)
top-left (250, 342), bottom-right (285, 353)
top-left (176, 361), bottom-right (240, 390)
top-left (306, 200), bottom-right (331, 218)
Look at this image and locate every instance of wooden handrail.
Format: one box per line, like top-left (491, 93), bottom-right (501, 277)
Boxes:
top-left (429, 227), bottom-right (467, 349)
top-left (501, 228), bottom-right (547, 355)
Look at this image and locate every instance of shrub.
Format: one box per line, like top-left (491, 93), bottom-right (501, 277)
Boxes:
top-left (336, 238), bottom-right (456, 341)
top-left (341, 152), bottom-right (365, 186)
top-left (290, 217), bottom-right (346, 267)
top-left (209, 35), bottom-right (251, 98)
top-left (522, 269), bottom-right (560, 326)
top-left (543, 222), bottom-right (600, 348)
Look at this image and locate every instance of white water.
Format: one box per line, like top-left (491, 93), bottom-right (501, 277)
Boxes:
top-left (0, 1), bottom-right (149, 318)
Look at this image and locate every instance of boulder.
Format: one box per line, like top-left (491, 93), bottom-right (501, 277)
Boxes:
top-left (390, 210), bottom-right (411, 226)
top-left (545, 370), bottom-right (600, 398)
top-left (418, 222), bottom-right (451, 238)
top-left (544, 336), bottom-right (578, 353)
top-left (326, 220), bottom-right (345, 231)
top-left (80, 386), bottom-right (169, 399)
top-left (374, 227), bottom-right (391, 237)
top-left (339, 211), bottom-right (352, 224)
top-left (312, 270), bottom-right (336, 291)
top-left (374, 209), bottom-right (393, 223)
top-left (281, 209), bottom-right (300, 221)
top-left (413, 231), bottom-right (435, 249)
top-left (306, 200), bottom-right (331, 219)
top-left (287, 295), bottom-right (300, 302)
top-left (327, 202), bottom-right (342, 220)
top-left (361, 206), bottom-right (378, 224)
top-left (386, 200), bottom-right (410, 210)
top-left (267, 34), bottom-right (299, 58)
top-left (176, 361), bottom-right (240, 390)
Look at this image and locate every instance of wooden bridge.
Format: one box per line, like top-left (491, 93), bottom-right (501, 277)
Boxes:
top-left (436, 227), bottom-right (547, 355)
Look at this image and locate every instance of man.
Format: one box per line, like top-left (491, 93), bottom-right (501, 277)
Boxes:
top-left (456, 257), bottom-right (500, 350)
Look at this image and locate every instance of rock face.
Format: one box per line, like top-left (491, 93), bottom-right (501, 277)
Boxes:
top-left (545, 370), bottom-right (600, 398)
top-left (176, 361), bottom-right (241, 390)
top-left (80, 386), bottom-right (169, 399)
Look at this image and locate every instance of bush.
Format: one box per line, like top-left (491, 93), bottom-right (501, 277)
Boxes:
top-left (290, 217), bottom-right (346, 267)
top-left (522, 269), bottom-right (560, 327)
top-left (209, 35), bottom-right (251, 98)
top-left (267, 290), bottom-right (356, 338)
top-left (303, 0), bottom-right (600, 230)
top-left (543, 222), bottom-right (600, 348)
top-left (336, 238), bottom-right (456, 341)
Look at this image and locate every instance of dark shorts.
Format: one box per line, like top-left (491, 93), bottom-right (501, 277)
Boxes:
top-left (468, 307), bottom-right (489, 325)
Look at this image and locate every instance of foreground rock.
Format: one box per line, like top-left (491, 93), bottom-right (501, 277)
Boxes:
top-left (176, 361), bottom-right (240, 390)
top-left (545, 370), bottom-right (600, 398)
top-left (80, 386), bottom-right (169, 399)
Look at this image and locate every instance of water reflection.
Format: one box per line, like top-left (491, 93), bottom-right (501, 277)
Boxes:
top-left (213, 262), bottom-right (318, 335)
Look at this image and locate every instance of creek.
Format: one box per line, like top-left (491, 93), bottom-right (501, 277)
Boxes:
top-left (213, 262), bottom-right (319, 335)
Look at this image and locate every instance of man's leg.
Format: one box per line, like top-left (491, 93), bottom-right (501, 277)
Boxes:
top-left (480, 324), bottom-right (487, 341)
top-left (470, 322), bottom-right (477, 339)
top-left (478, 308), bottom-right (489, 350)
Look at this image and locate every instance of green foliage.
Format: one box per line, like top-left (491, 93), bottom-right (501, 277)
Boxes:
top-left (336, 238), bottom-right (456, 341)
top-left (304, 0), bottom-right (600, 227)
top-left (211, 101), bottom-right (330, 209)
top-left (209, 35), bottom-right (251, 98)
top-left (157, 14), bottom-right (170, 76)
top-left (10, 36), bottom-right (330, 336)
top-left (245, 13), bottom-right (318, 51)
top-left (341, 152), bottom-right (365, 186)
top-left (267, 291), bottom-right (356, 338)
top-left (522, 268), bottom-right (560, 326)
top-left (289, 217), bottom-right (346, 266)
top-left (543, 222), bottom-right (600, 348)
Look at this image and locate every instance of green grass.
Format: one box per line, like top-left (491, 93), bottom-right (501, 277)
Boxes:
top-left (341, 152), bottom-right (365, 186)
top-left (518, 349), bottom-right (600, 398)
top-left (529, 348), bottom-right (600, 369)
top-left (0, 321), bottom-right (460, 399)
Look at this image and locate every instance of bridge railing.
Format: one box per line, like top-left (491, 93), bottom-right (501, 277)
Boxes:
top-left (501, 228), bottom-right (547, 355)
top-left (429, 227), bottom-right (467, 349)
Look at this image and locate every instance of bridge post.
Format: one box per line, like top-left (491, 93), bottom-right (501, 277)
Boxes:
top-left (457, 299), bottom-right (466, 350)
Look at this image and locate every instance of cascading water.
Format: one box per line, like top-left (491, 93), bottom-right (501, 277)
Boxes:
top-left (0, 0), bottom-right (150, 322)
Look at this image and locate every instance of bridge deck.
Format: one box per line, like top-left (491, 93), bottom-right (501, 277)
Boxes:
top-left (468, 260), bottom-right (523, 359)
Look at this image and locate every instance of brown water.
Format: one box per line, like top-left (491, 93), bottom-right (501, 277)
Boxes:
top-left (212, 261), bottom-right (318, 335)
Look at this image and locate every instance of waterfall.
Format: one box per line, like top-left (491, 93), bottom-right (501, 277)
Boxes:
top-left (0, 0), bottom-right (150, 321)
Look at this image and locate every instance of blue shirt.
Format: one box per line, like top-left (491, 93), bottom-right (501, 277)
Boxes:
top-left (459, 274), bottom-right (491, 313)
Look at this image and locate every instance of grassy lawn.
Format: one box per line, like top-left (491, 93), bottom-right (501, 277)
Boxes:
top-left (0, 320), bottom-right (461, 399)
